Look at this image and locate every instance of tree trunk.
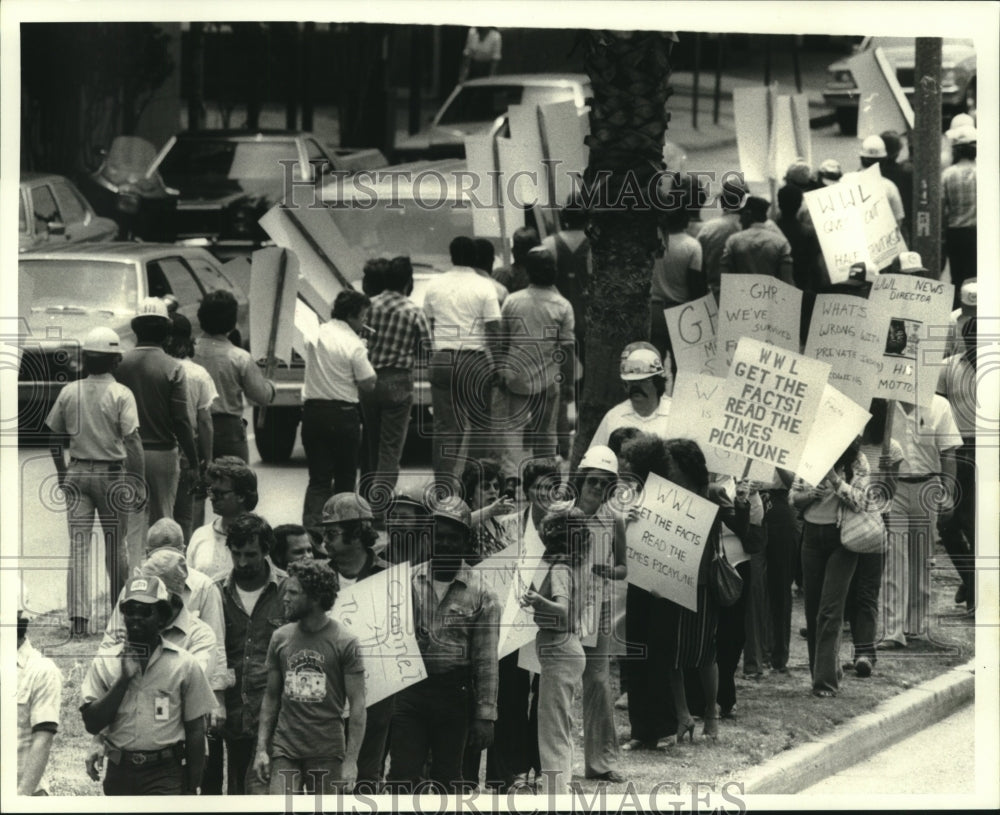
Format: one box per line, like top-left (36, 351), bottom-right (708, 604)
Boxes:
top-left (572, 30), bottom-right (674, 467)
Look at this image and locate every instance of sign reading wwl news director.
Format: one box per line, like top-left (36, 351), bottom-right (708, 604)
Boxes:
top-left (331, 562), bottom-right (426, 706)
top-left (715, 338), bottom-right (830, 471)
top-left (625, 473), bottom-right (719, 611)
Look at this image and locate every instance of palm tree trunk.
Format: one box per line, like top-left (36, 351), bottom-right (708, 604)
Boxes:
top-left (572, 30), bottom-right (674, 466)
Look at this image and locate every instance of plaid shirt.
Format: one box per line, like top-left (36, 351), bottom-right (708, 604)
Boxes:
top-left (367, 290), bottom-right (431, 370)
top-left (411, 562), bottom-right (500, 720)
top-left (942, 160), bottom-right (976, 228)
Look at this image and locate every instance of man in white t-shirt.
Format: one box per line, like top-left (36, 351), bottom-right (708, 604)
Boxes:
top-left (589, 342), bottom-right (672, 451)
top-left (423, 236), bottom-right (503, 479)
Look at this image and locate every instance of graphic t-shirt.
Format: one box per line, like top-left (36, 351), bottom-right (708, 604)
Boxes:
top-left (265, 619), bottom-right (364, 760)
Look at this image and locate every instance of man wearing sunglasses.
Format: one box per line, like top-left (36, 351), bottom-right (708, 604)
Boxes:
top-left (187, 456), bottom-right (259, 581)
top-left (80, 575), bottom-right (216, 796)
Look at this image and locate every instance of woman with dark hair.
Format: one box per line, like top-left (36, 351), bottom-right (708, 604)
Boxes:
top-left (300, 290), bottom-right (376, 528)
top-left (791, 437), bottom-right (871, 696)
top-left (461, 458), bottom-right (518, 561)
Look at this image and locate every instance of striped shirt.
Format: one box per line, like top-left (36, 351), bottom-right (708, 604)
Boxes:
top-left (367, 290), bottom-right (431, 370)
top-left (942, 160), bottom-right (976, 228)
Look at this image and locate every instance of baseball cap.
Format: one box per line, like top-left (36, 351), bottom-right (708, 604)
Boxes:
top-left (146, 517), bottom-right (185, 554)
top-left (579, 445), bottom-right (619, 475)
top-left (951, 125), bottom-right (977, 145)
top-left (320, 492), bottom-right (374, 525)
top-left (620, 341), bottom-right (665, 380)
top-left (897, 251), bottom-right (928, 275)
top-left (121, 575), bottom-right (171, 605)
top-left (960, 279), bottom-right (977, 308)
top-left (784, 159), bottom-right (813, 187)
top-left (134, 297), bottom-right (171, 322)
top-left (818, 158), bottom-right (843, 185)
top-left (946, 113), bottom-right (975, 139)
top-left (429, 496), bottom-right (472, 532)
top-left (859, 135), bottom-right (887, 159)
top-left (140, 549), bottom-right (188, 598)
top-left (82, 327), bottom-right (122, 354)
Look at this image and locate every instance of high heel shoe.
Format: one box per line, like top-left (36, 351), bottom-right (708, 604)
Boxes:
top-left (702, 713), bottom-right (720, 741)
top-left (676, 718), bottom-right (696, 743)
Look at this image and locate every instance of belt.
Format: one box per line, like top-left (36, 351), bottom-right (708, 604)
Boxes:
top-left (898, 474), bottom-right (934, 483)
top-left (142, 442), bottom-right (178, 452)
top-left (69, 458), bottom-right (123, 467)
top-left (108, 741), bottom-right (184, 767)
top-left (303, 399), bottom-right (357, 407)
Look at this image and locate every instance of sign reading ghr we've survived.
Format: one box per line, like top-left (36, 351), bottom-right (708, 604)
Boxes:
top-left (715, 338), bottom-right (830, 471)
top-left (331, 562), bottom-right (427, 706)
top-left (625, 472), bottom-right (719, 611)
top-left (718, 275), bottom-right (802, 368)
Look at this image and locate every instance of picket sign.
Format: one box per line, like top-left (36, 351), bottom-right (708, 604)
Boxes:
top-left (717, 274), bottom-right (802, 368)
top-left (665, 295), bottom-right (722, 376)
top-left (796, 383), bottom-right (872, 487)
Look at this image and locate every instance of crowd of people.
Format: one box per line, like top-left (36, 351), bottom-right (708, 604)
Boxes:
top-left (17, 116), bottom-right (979, 798)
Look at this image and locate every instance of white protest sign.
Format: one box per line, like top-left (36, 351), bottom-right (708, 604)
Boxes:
top-left (506, 104), bottom-right (545, 207)
top-left (665, 295), bottom-right (722, 376)
top-left (848, 46), bottom-right (914, 138)
top-left (868, 273), bottom-right (954, 409)
top-left (249, 247), bottom-right (299, 366)
top-left (330, 562), bottom-right (427, 706)
top-left (538, 100), bottom-right (588, 207)
top-left (797, 384), bottom-right (872, 487)
top-left (804, 293), bottom-right (889, 408)
top-left (474, 538), bottom-right (540, 660)
top-left (718, 275), bottom-right (802, 368)
top-left (464, 135), bottom-right (505, 239)
top-left (715, 338), bottom-right (831, 471)
top-left (803, 164), bottom-right (905, 283)
top-left (625, 473), bottom-right (719, 611)
top-left (733, 86), bottom-right (772, 183)
top-left (769, 93), bottom-right (812, 181)
top-left (669, 372), bottom-right (774, 481)
top-left (292, 297), bottom-right (321, 360)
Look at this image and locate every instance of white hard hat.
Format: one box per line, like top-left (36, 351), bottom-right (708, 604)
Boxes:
top-left (946, 112), bottom-right (975, 139)
top-left (951, 125), bottom-right (977, 145)
top-left (960, 279), bottom-right (977, 308)
top-left (859, 135), bottom-right (887, 159)
top-left (82, 326), bottom-right (122, 354)
top-left (134, 297), bottom-right (170, 322)
top-left (897, 251), bottom-right (928, 275)
top-left (580, 445), bottom-right (619, 475)
top-left (620, 341), bottom-right (665, 380)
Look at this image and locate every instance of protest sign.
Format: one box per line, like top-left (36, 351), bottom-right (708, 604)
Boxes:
top-left (330, 562), bottom-right (427, 706)
top-left (733, 86), bottom-right (771, 183)
top-left (797, 384), bottom-right (872, 487)
top-left (718, 275), bottom-right (802, 367)
top-left (538, 100), bottom-right (588, 207)
top-left (847, 46), bottom-right (914, 138)
top-left (249, 247), bottom-right (299, 366)
top-left (715, 338), bottom-right (831, 471)
top-left (804, 164), bottom-right (905, 283)
top-left (868, 273), bottom-right (954, 409)
top-left (625, 472), bottom-right (719, 611)
top-left (473, 528), bottom-right (542, 659)
top-left (769, 93), bottom-right (812, 182)
top-left (804, 293), bottom-right (889, 407)
top-left (666, 295), bottom-right (722, 376)
top-left (669, 372), bottom-right (774, 481)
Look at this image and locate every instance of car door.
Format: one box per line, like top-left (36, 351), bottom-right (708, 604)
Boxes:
top-left (51, 178), bottom-right (115, 243)
top-left (28, 183), bottom-right (63, 246)
top-left (145, 255), bottom-right (208, 328)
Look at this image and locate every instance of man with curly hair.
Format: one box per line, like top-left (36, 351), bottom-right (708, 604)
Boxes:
top-left (254, 560), bottom-right (367, 795)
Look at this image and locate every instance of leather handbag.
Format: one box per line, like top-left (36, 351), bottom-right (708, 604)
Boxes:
top-left (837, 502), bottom-right (886, 554)
top-left (709, 533), bottom-right (743, 607)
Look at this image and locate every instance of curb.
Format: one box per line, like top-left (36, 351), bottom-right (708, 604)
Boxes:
top-left (740, 659), bottom-right (976, 794)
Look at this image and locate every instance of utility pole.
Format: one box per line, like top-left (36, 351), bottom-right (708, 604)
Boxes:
top-left (911, 38), bottom-right (942, 277)
top-left (188, 22), bottom-right (205, 130)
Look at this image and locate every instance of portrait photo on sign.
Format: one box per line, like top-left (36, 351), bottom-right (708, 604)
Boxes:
top-left (883, 317), bottom-right (922, 360)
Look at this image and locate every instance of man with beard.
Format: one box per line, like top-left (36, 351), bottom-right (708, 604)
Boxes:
top-left (80, 575), bottom-right (215, 795)
top-left (387, 498), bottom-right (500, 793)
top-left (254, 559), bottom-right (367, 795)
top-left (589, 342), bottom-right (672, 450)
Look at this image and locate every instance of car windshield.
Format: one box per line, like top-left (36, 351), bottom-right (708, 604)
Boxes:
top-left (20, 259), bottom-right (138, 313)
top-left (326, 203), bottom-right (477, 258)
top-left (438, 85), bottom-right (527, 124)
top-left (158, 138), bottom-right (300, 193)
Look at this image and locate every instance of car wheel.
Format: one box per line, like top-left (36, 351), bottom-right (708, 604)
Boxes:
top-left (835, 107), bottom-right (858, 136)
top-left (253, 406), bottom-right (301, 463)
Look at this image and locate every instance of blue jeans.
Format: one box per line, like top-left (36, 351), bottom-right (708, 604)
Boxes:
top-left (536, 629), bottom-right (585, 795)
top-left (802, 522), bottom-right (858, 694)
top-left (301, 400), bottom-right (361, 529)
top-left (847, 550), bottom-right (884, 662)
top-left (360, 368), bottom-right (414, 505)
top-left (428, 349), bottom-right (493, 480)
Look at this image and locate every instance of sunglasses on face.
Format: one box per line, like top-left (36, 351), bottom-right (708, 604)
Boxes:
top-left (208, 488), bottom-right (236, 499)
top-left (121, 602), bottom-right (154, 618)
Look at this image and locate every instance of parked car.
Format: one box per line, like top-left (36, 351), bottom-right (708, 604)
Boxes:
top-left (16, 243), bottom-right (248, 437)
top-left (147, 130), bottom-right (386, 258)
top-left (394, 73), bottom-right (592, 161)
top-left (19, 172), bottom-right (117, 253)
top-left (823, 37), bottom-right (976, 135)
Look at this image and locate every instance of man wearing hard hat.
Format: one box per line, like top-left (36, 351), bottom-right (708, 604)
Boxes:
top-left (858, 135), bottom-right (907, 236)
top-left (45, 327), bottom-right (145, 638)
top-left (588, 341), bottom-right (672, 450)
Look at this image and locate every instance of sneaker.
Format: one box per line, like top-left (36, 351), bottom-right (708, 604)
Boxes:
top-left (855, 657), bottom-right (873, 678)
top-left (720, 704), bottom-right (737, 719)
top-left (586, 770), bottom-right (626, 784)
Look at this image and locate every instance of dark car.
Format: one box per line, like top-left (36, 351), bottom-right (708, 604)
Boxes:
top-left (148, 130), bottom-right (386, 258)
top-left (19, 172), bottom-right (117, 253)
top-left (16, 243), bottom-right (249, 437)
top-left (823, 37), bottom-right (976, 135)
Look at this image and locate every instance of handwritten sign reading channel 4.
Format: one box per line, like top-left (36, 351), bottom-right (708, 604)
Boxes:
top-left (868, 273), bottom-right (954, 409)
top-left (804, 293), bottom-right (889, 408)
top-left (718, 275), bottom-right (802, 368)
top-left (625, 472), bottom-right (719, 611)
top-left (803, 164), bottom-right (905, 283)
top-left (669, 372), bottom-right (774, 482)
top-left (665, 295), bottom-right (722, 376)
top-left (331, 562), bottom-right (426, 706)
top-left (715, 339), bottom-right (830, 471)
